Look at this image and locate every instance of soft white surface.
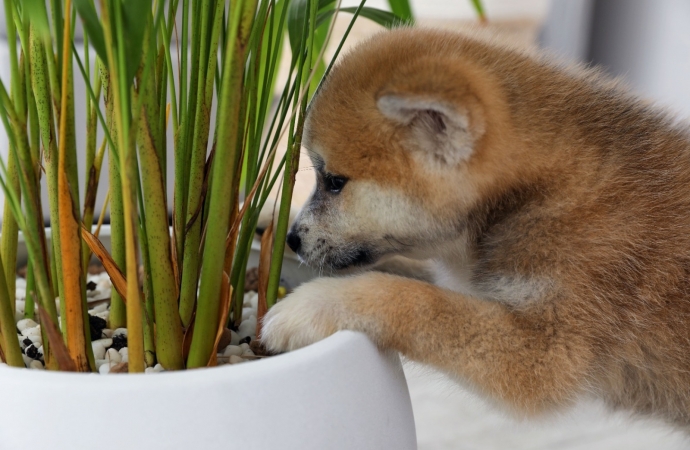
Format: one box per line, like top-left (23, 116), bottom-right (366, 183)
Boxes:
top-left (404, 362), bottom-right (688, 450)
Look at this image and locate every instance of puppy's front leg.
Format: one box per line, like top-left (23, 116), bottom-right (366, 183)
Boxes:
top-left (262, 272), bottom-right (593, 414)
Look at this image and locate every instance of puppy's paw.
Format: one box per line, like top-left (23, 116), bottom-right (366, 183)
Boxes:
top-left (261, 277), bottom-right (350, 353)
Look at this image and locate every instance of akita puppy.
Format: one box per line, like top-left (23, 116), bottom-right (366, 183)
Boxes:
top-left (261, 28), bottom-right (690, 427)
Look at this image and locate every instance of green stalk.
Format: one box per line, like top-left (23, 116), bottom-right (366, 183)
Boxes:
top-left (0, 82), bottom-right (59, 369)
top-left (81, 72), bottom-right (103, 258)
top-left (25, 260), bottom-right (36, 319)
top-left (1, 0), bottom-right (23, 318)
top-left (173, 0), bottom-right (203, 267)
top-left (178, 0), bottom-right (227, 329)
top-left (136, 20), bottom-right (184, 370)
top-left (31, 27), bottom-right (66, 330)
top-left (187, 0), bottom-right (258, 368)
top-left (0, 253), bottom-right (23, 367)
top-left (266, 0), bottom-right (318, 308)
top-left (102, 0), bottom-right (145, 373)
top-left (100, 62), bottom-right (127, 329)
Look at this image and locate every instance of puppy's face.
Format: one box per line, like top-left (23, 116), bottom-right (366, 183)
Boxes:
top-left (286, 32), bottom-right (500, 272)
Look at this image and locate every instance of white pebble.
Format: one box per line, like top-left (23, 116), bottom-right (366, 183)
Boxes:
top-left (242, 348), bottom-right (254, 357)
top-left (230, 330), bottom-right (240, 345)
top-left (106, 348), bottom-right (122, 365)
top-left (239, 343), bottom-right (250, 351)
top-left (15, 300), bottom-right (25, 313)
top-left (238, 318), bottom-right (256, 338)
top-left (15, 278), bottom-right (26, 288)
top-left (96, 279), bottom-right (112, 291)
top-left (28, 334), bottom-right (42, 346)
top-left (152, 364), bottom-right (164, 373)
top-left (113, 328), bottom-right (128, 338)
top-left (90, 303), bottom-right (108, 314)
top-left (22, 355), bottom-right (32, 367)
top-left (229, 355), bottom-right (245, 364)
top-left (16, 319), bottom-right (38, 332)
top-left (119, 347), bottom-right (128, 363)
top-left (21, 326), bottom-right (41, 338)
top-left (145, 367), bottom-right (156, 374)
top-left (86, 289), bottom-right (100, 298)
top-left (95, 359), bottom-right (108, 370)
top-left (99, 363), bottom-right (111, 374)
top-left (14, 311), bottom-right (23, 323)
top-left (94, 310), bottom-right (109, 321)
top-left (28, 360), bottom-right (44, 370)
top-left (223, 345), bottom-right (243, 357)
top-left (91, 339), bottom-right (112, 360)
top-left (102, 329), bottom-right (113, 338)
top-left (241, 308), bottom-right (257, 321)
top-left (91, 288), bottom-right (111, 301)
top-left (15, 288), bottom-right (26, 300)
top-left (245, 292), bottom-right (259, 309)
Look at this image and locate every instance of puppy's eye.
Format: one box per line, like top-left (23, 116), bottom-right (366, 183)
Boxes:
top-left (324, 174), bottom-right (348, 193)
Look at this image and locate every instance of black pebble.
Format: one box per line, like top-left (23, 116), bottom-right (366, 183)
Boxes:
top-left (22, 338), bottom-right (32, 348)
top-left (25, 344), bottom-right (40, 359)
top-left (239, 336), bottom-right (251, 345)
top-left (89, 315), bottom-right (107, 341)
top-left (86, 280), bottom-right (97, 291)
top-left (110, 334), bottom-right (128, 351)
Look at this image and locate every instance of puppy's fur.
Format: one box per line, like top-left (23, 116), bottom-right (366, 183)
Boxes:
top-left (261, 28), bottom-right (690, 428)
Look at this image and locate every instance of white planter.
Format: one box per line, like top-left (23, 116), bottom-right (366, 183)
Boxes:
top-left (0, 228), bottom-right (417, 450)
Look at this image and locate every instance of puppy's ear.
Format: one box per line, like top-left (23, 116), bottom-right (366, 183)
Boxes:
top-left (377, 94), bottom-right (481, 165)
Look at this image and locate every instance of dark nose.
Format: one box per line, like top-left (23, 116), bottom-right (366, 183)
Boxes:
top-left (286, 232), bottom-right (301, 253)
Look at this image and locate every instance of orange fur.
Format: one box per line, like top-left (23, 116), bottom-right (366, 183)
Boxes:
top-left (262, 28), bottom-right (690, 428)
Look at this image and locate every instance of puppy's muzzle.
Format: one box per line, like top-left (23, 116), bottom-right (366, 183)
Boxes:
top-left (286, 231), bottom-right (302, 253)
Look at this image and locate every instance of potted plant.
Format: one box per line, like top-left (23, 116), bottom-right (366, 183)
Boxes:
top-left (0, 0), bottom-right (421, 448)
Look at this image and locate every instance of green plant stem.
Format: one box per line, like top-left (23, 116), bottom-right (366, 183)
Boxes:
top-left (0, 83), bottom-right (59, 369)
top-left (0, 253), bottom-right (23, 367)
top-left (173, 0), bottom-right (203, 268)
top-left (100, 62), bottom-right (127, 329)
top-left (30, 26), bottom-right (65, 331)
top-left (1, 0), bottom-right (23, 318)
top-left (266, 0), bottom-right (318, 308)
top-left (187, 0), bottom-right (258, 369)
top-left (136, 21), bottom-right (184, 370)
top-left (178, 0), bottom-right (227, 329)
top-left (25, 260), bottom-right (36, 319)
top-left (106, 0), bottom-right (145, 373)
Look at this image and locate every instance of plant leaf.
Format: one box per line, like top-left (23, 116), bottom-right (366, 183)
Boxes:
top-left (121, 0), bottom-right (153, 83)
top-left (316, 6), bottom-right (409, 30)
top-left (73, 0), bottom-right (108, 65)
top-left (80, 225), bottom-right (128, 302)
top-left (470, 0), bottom-right (487, 22)
top-left (37, 305), bottom-right (78, 372)
top-left (255, 219), bottom-right (273, 339)
top-left (207, 271), bottom-right (232, 367)
top-left (23, 0), bottom-right (52, 40)
top-left (386, 0), bottom-right (413, 23)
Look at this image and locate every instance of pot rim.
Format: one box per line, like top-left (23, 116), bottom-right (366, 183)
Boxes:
top-left (0, 330), bottom-right (368, 382)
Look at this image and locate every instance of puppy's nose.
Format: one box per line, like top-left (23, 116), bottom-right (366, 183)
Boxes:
top-left (286, 232), bottom-right (301, 253)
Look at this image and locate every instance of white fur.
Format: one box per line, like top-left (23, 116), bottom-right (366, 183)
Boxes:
top-left (262, 278), bottom-right (351, 352)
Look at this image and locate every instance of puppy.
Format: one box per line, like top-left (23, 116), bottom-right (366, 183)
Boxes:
top-left (262, 28), bottom-right (690, 428)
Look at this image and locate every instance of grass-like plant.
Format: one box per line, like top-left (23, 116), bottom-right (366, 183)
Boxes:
top-left (0, 0), bottom-right (411, 372)
top-left (0, 0), bottom-right (483, 373)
